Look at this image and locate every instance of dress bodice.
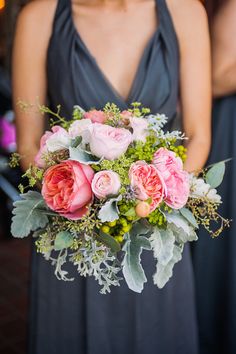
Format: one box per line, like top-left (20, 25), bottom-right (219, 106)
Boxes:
top-left (47, 0), bottom-right (179, 122)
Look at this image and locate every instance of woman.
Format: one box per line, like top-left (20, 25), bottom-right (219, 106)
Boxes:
top-left (192, 1), bottom-right (236, 354)
top-left (13, 1), bottom-right (211, 353)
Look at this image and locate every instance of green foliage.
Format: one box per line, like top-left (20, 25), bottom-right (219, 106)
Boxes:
top-left (11, 191), bottom-right (49, 238)
top-left (96, 230), bottom-right (121, 253)
top-left (9, 153), bottom-right (21, 168)
top-left (54, 231), bottom-right (74, 251)
top-left (126, 134), bottom-right (158, 162)
top-left (206, 161), bottom-right (226, 188)
top-left (72, 105), bottom-right (84, 120)
top-left (150, 227), bottom-right (175, 266)
top-left (147, 208), bottom-right (167, 227)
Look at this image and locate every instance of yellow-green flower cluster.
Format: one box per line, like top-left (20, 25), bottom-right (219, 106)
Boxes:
top-left (147, 208), bottom-right (167, 227)
top-left (101, 218), bottom-right (133, 243)
top-left (126, 134), bottom-right (158, 163)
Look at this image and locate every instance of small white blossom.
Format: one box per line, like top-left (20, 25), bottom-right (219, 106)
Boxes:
top-left (189, 175), bottom-right (221, 204)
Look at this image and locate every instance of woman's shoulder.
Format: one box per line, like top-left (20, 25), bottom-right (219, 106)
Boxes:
top-left (16, 0), bottom-right (58, 35)
top-left (166, 0), bottom-right (209, 44)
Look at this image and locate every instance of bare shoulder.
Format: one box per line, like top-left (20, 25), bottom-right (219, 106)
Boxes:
top-left (16, 0), bottom-right (58, 38)
top-left (166, 0), bottom-right (208, 41)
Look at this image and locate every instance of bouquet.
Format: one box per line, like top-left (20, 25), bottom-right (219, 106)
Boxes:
top-left (10, 102), bottom-right (230, 294)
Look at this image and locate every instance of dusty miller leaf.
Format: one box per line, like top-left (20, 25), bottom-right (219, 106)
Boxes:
top-left (98, 195), bottom-right (122, 222)
top-left (11, 191), bottom-right (49, 238)
top-left (122, 232), bottom-right (151, 293)
top-left (206, 161), bottom-right (225, 188)
top-left (165, 212), bottom-right (198, 243)
top-left (153, 244), bottom-right (183, 288)
top-left (180, 208), bottom-right (199, 229)
top-left (69, 147), bottom-right (102, 165)
top-left (150, 227), bottom-right (175, 266)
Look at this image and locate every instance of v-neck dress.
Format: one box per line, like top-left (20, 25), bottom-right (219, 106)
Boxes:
top-left (29, 1), bottom-right (199, 353)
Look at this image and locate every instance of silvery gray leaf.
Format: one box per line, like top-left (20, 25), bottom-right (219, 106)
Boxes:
top-left (153, 244), bottom-right (183, 288)
top-left (11, 191), bottom-right (49, 238)
top-left (206, 161), bottom-right (226, 188)
top-left (122, 232), bottom-right (151, 293)
top-left (165, 212), bottom-right (198, 243)
top-left (69, 147), bottom-right (102, 165)
top-left (180, 208), bottom-right (199, 229)
top-left (150, 227), bottom-right (175, 266)
top-left (98, 195), bottom-right (122, 222)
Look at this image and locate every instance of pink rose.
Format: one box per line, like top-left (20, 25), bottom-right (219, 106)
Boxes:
top-left (89, 123), bottom-right (133, 160)
top-left (120, 110), bottom-right (133, 119)
top-left (92, 171), bottom-right (121, 199)
top-left (129, 161), bottom-right (165, 211)
top-left (34, 131), bottom-right (53, 168)
top-left (84, 109), bottom-right (107, 124)
top-left (152, 148), bottom-right (190, 209)
top-left (130, 117), bottom-right (148, 143)
top-left (42, 160), bottom-right (94, 220)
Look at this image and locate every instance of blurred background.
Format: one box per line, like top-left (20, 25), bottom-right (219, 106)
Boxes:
top-left (0, 2), bottom-right (30, 354)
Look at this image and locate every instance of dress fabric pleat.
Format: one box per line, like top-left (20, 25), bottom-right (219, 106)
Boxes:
top-left (29, 1), bottom-right (199, 353)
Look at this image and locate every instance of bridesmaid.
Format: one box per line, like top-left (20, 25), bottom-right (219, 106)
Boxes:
top-left (12, 0), bottom-right (211, 353)
top-left (192, 1), bottom-right (236, 354)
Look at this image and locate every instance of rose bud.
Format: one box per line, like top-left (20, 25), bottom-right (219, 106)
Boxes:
top-left (135, 201), bottom-right (151, 218)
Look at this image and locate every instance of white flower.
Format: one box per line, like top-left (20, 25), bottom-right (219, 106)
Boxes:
top-left (68, 119), bottom-right (93, 145)
top-left (46, 126), bottom-right (71, 152)
top-left (130, 117), bottom-right (149, 143)
top-left (189, 175), bottom-right (221, 204)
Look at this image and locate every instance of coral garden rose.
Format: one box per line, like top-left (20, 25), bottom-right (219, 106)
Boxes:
top-left (152, 148), bottom-right (190, 209)
top-left (129, 161), bottom-right (165, 211)
top-left (92, 171), bottom-right (121, 199)
top-left (89, 123), bottom-right (133, 160)
top-left (129, 117), bottom-right (148, 143)
top-left (83, 109), bottom-right (107, 124)
top-left (42, 160), bottom-right (94, 220)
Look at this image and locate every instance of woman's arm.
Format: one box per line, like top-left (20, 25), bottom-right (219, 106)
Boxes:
top-left (12, 0), bottom-right (57, 171)
top-left (211, 0), bottom-right (236, 97)
top-left (168, 0), bottom-right (212, 172)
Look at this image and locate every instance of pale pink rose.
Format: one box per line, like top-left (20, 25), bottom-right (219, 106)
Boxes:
top-left (120, 110), bottom-right (133, 119)
top-left (129, 161), bottom-right (166, 211)
top-left (89, 123), bottom-right (133, 160)
top-left (130, 117), bottom-right (148, 143)
top-left (92, 171), bottom-right (121, 199)
top-left (34, 131), bottom-right (53, 168)
top-left (83, 109), bottom-right (107, 124)
top-left (46, 126), bottom-right (71, 152)
top-left (152, 148), bottom-right (190, 209)
top-left (42, 160), bottom-right (94, 220)
top-left (68, 119), bottom-right (93, 139)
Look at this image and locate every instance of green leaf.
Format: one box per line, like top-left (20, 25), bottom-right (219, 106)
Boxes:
top-left (11, 191), bottom-right (49, 238)
top-left (180, 208), bottom-right (199, 229)
top-left (71, 136), bottom-right (82, 148)
top-left (124, 207), bottom-right (136, 218)
top-left (98, 196), bottom-right (122, 222)
top-left (150, 227), bottom-right (175, 266)
top-left (206, 161), bottom-right (226, 188)
top-left (153, 244), bottom-right (183, 288)
top-left (69, 147), bottom-right (102, 165)
top-left (122, 232), bottom-right (151, 293)
top-left (54, 231), bottom-right (74, 251)
top-left (96, 231), bottom-right (121, 253)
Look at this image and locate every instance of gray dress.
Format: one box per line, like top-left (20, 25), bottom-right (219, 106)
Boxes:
top-left (29, 1), bottom-right (199, 353)
top-left (192, 95), bottom-right (236, 354)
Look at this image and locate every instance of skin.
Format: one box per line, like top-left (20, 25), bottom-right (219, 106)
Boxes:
top-left (210, 0), bottom-right (236, 97)
top-left (12, 0), bottom-right (211, 172)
